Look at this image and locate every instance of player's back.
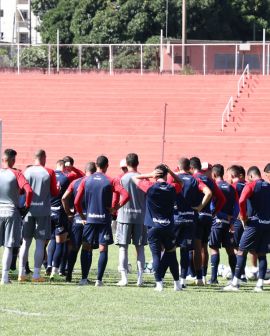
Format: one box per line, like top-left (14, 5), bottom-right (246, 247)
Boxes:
top-left (117, 171), bottom-right (145, 224)
top-left (217, 180), bottom-right (236, 217)
top-left (247, 179), bottom-right (270, 222)
top-left (84, 172), bottom-right (113, 224)
top-left (145, 182), bottom-right (176, 228)
top-left (0, 168), bottom-right (20, 210)
top-left (51, 170), bottom-right (69, 209)
top-left (178, 173), bottom-right (201, 208)
top-left (24, 165), bottom-right (52, 216)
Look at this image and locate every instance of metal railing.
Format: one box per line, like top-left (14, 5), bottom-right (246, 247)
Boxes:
top-left (0, 42), bottom-right (269, 75)
top-left (221, 96), bottom-right (234, 132)
top-left (237, 64), bottom-right (250, 97)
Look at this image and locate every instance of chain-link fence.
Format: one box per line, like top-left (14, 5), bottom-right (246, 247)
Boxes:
top-left (0, 42), bottom-right (269, 75)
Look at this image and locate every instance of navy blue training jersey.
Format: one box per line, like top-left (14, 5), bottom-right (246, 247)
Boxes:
top-left (194, 172), bottom-right (216, 214)
top-left (144, 182), bottom-right (177, 228)
top-left (246, 179), bottom-right (270, 222)
top-left (216, 180), bottom-right (237, 218)
top-left (51, 170), bottom-right (70, 211)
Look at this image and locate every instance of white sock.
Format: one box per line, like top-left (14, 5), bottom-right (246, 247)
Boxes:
top-left (120, 270), bottom-right (128, 283)
top-left (155, 281), bottom-right (163, 291)
top-left (257, 279), bottom-right (264, 287)
top-left (180, 278), bottom-right (186, 286)
top-left (51, 267), bottom-right (59, 276)
top-left (174, 280), bottom-right (181, 290)
top-left (231, 276), bottom-right (240, 286)
top-left (119, 245), bottom-right (128, 273)
top-left (2, 247), bottom-right (13, 283)
top-left (136, 245), bottom-right (145, 282)
top-left (19, 238), bottom-right (32, 277)
top-left (33, 267), bottom-right (41, 279)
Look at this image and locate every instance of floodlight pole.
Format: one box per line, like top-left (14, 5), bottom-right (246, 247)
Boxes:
top-left (182, 0), bottom-right (187, 69)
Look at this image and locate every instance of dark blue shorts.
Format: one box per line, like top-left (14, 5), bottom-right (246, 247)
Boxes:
top-left (233, 219), bottom-right (244, 247)
top-left (173, 220), bottom-right (194, 249)
top-left (195, 214), bottom-right (212, 244)
top-left (209, 219), bottom-right (234, 249)
top-left (147, 226), bottom-right (176, 252)
top-left (83, 223), bottom-right (113, 247)
top-left (69, 216), bottom-right (84, 250)
top-left (239, 220), bottom-right (270, 254)
top-left (51, 211), bottom-right (69, 237)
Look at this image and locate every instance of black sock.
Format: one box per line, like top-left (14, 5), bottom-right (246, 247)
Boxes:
top-left (180, 248), bottom-right (189, 279)
top-left (80, 249), bottom-right (92, 280)
top-left (210, 253), bottom-right (220, 282)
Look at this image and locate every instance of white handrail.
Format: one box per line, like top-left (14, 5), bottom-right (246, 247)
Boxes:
top-left (237, 64), bottom-right (250, 97)
top-left (221, 96), bottom-right (233, 132)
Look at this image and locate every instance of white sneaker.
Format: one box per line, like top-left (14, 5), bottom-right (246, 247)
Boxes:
top-left (117, 279), bottom-right (128, 287)
top-left (186, 275), bottom-right (196, 282)
top-left (154, 281), bottom-right (163, 292)
top-left (78, 279), bottom-right (89, 286)
top-left (254, 286), bottom-right (263, 292)
top-left (174, 280), bottom-right (182, 291)
top-left (136, 277), bottom-right (143, 287)
top-left (202, 276), bottom-right (206, 285)
top-left (95, 280), bottom-right (103, 287)
top-left (223, 284), bottom-right (239, 291)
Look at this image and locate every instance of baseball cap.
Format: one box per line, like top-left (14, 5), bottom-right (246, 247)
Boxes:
top-left (201, 162), bottom-right (213, 171)
top-left (119, 159), bottom-right (127, 168)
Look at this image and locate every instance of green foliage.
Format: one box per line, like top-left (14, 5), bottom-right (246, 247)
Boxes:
top-left (19, 46), bottom-right (48, 68)
top-left (31, 0), bottom-right (270, 69)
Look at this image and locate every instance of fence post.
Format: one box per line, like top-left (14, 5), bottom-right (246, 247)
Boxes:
top-left (267, 44), bottom-right (270, 76)
top-left (140, 44), bottom-right (143, 75)
top-left (78, 45), bottom-right (82, 74)
top-left (172, 44), bottom-right (174, 75)
top-left (234, 44), bottom-right (238, 75)
top-left (48, 44), bottom-right (51, 74)
top-left (263, 29), bottom-right (266, 76)
top-left (57, 29), bottom-right (60, 74)
top-left (17, 43), bottom-right (20, 74)
top-left (109, 45), bottom-right (113, 75)
top-left (160, 30), bottom-right (163, 73)
top-left (203, 44), bottom-right (206, 75)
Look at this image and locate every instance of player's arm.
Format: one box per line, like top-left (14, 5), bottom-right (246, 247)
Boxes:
top-left (110, 179), bottom-right (130, 213)
top-left (132, 172), bottom-right (156, 193)
top-left (71, 166), bottom-right (85, 178)
top-left (46, 168), bottom-right (60, 197)
top-left (239, 182), bottom-right (255, 225)
top-left (62, 182), bottom-right (75, 218)
top-left (13, 170), bottom-right (33, 218)
top-left (212, 182), bottom-right (226, 215)
top-left (74, 179), bottom-right (86, 221)
top-left (194, 179), bottom-right (212, 212)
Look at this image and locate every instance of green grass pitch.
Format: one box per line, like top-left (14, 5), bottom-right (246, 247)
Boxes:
top-left (0, 245), bottom-right (269, 336)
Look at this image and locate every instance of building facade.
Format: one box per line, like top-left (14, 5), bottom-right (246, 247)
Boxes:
top-left (0, 0), bottom-right (41, 44)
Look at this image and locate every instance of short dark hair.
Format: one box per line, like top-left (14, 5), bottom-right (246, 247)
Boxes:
top-left (247, 166), bottom-right (261, 177)
top-left (227, 165), bottom-right (240, 178)
top-left (85, 161), bottom-right (96, 174)
top-left (56, 159), bottom-right (65, 167)
top-left (4, 148), bottom-right (17, 160)
top-left (264, 163), bottom-right (270, 173)
top-left (238, 165), bottom-right (246, 178)
top-left (190, 157), bottom-right (201, 170)
top-left (96, 155), bottom-right (109, 169)
top-left (178, 157), bottom-right (190, 171)
top-left (63, 156), bottom-right (74, 166)
top-left (155, 164), bottom-right (168, 178)
top-left (126, 153), bottom-right (139, 168)
top-left (35, 149), bottom-right (46, 160)
top-left (212, 164), bottom-right (224, 178)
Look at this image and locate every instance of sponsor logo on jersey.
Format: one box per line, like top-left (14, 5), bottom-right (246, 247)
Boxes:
top-left (153, 217), bottom-right (171, 224)
top-left (88, 213), bottom-right (106, 218)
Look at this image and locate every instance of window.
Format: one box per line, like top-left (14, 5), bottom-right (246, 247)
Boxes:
top-left (20, 10), bottom-right (28, 20)
top-left (0, 9), bottom-right (4, 17)
top-left (19, 33), bottom-right (28, 43)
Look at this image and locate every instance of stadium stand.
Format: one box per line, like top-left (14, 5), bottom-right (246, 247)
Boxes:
top-left (0, 73), bottom-right (267, 173)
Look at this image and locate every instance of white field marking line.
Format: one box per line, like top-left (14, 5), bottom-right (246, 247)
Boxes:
top-left (0, 308), bottom-right (43, 317)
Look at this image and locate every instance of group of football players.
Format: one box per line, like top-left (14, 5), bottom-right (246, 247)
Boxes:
top-left (1, 148), bottom-right (270, 292)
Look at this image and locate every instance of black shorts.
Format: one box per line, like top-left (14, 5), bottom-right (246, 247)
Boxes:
top-left (51, 211), bottom-right (69, 237)
top-left (147, 226), bottom-right (176, 252)
top-left (209, 219), bottom-right (234, 249)
top-left (195, 214), bottom-right (212, 244)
